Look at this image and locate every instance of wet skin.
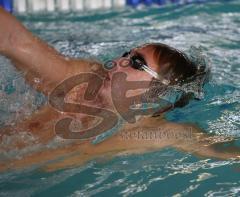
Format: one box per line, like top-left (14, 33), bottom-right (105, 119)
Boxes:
top-left (0, 7), bottom-right (239, 172)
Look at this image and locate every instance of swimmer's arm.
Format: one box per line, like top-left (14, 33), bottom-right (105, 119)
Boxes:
top-left (43, 124), bottom-right (240, 172)
top-left (0, 8), bottom-right (100, 94)
top-left (2, 122), bottom-right (239, 172)
top-left (101, 123), bottom-right (240, 161)
top-left (172, 124), bottom-right (240, 160)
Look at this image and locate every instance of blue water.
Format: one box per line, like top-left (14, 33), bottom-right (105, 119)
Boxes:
top-left (0, 0), bottom-right (240, 196)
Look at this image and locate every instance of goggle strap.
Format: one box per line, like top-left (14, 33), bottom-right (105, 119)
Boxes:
top-left (141, 64), bottom-right (170, 85)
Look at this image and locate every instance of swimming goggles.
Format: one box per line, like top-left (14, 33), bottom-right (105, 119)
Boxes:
top-left (121, 51), bottom-right (170, 85)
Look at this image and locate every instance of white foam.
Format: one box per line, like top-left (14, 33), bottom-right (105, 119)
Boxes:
top-left (196, 173), bottom-right (214, 182)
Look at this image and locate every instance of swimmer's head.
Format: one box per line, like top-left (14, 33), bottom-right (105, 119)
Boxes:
top-left (110, 43), bottom-right (210, 116)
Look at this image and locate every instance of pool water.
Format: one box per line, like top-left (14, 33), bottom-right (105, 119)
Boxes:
top-left (0, 0), bottom-right (240, 196)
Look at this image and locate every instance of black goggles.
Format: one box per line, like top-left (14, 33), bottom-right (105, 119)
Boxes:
top-left (121, 51), bottom-right (170, 85)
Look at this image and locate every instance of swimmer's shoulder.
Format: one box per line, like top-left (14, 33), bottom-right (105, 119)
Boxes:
top-left (65, 59), bottom-right (107, 77)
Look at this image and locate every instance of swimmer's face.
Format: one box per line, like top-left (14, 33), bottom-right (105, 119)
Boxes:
top-left (104, 44), bottom-right (168, 101)
top-left (110, 42), bottom-right (199, 86)
top-left (98, 44), bottom-right (159, 111)
top-left (96, 44), bottom-right (168, 113)
top-left (101, 43), bottom-right (200, 113)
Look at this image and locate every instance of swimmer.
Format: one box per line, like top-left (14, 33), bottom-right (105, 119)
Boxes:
top-left (0, 7), bottom-right (239, 172)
